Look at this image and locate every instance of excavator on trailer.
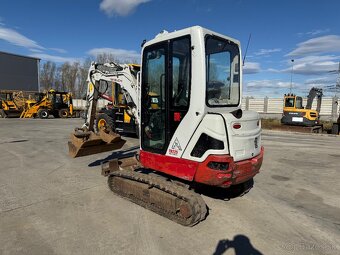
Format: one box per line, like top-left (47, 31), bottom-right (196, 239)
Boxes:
top-left (281, 87), bottom-right (323, 127)
top-left (68, 26), bottom-right (264, 226)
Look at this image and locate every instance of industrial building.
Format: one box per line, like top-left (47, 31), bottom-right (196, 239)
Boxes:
top-left (0, 51), bottom-right (40, 91)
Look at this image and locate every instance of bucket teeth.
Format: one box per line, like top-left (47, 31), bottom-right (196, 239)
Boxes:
top-left (99, 129), bottom-right (122, 143)
top-left (68, 130), bottom-right (126, 158)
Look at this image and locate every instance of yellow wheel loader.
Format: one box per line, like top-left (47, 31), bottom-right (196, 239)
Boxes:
top-left (20, 89), bottom-right (75, 119)
top-left (0, 90), bottom-right (23, 118)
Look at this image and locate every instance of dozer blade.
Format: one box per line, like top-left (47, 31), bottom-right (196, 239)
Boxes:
top-left (0, 109), bottom-right (22, 118)
top-left (68, 129), bottom-right (126, 158)
top-left (5, 110), bottom-right (22, 118)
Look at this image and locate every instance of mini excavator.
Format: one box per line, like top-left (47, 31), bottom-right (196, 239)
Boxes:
top-left (68, 26), bottom-right (264, 226)
top-left (281, 87), bottom-right (323, 127)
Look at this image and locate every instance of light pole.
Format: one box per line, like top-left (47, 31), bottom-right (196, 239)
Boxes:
top-left (290, 59), bottom-right (294, 94)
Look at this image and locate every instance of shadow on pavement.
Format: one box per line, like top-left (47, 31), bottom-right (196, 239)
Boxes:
top-left (213, 235), bottom-right (263, 255)
top-left (88, 146), bottom-right (139, 167)
top-left (195, 178), bottom-right (254, 201)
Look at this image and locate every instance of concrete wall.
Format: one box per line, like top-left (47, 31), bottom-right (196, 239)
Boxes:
top-left (73, 97), bottom-right (340, 121)
top-left (72, 99), bottom-right (110, 110)
top-left (243, 97), bottom-right (339, 121)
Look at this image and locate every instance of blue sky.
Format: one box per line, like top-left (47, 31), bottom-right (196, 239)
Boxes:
top-left (1, 0), bottom-right (340, 97)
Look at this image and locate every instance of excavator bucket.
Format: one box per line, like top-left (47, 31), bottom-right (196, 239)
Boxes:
top-left (68, 128), bottom-right (126, 158)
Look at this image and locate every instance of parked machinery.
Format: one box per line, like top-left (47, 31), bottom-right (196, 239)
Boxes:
top-left (281, 87), bottom-right (323, 127)
top-left (20, 89), bottom-right (75, 119)
top-left (0, 90), bottom-right (23, 118)
top-left (68, 26), bottom-right (264, 226)
top-left (93, 64), bottom-right (141, 136)
top-left (92, 63), bottom-right (161, 137)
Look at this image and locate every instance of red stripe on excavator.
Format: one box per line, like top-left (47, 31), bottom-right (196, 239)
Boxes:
top-left (139, 150), bottom-right (198, 181)
top-left (139, 146), bottom-right (264, 188)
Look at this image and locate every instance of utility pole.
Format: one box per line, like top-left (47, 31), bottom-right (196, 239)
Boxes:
top-left (290, 59), bottom-right (294, 94)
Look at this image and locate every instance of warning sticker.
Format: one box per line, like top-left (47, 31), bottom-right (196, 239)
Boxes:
top-left (171, 138), bottom-right (182, 151)
top-left (168, 138), bottom-right (182, 156)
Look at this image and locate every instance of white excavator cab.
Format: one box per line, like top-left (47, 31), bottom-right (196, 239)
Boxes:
top-left (139, 26), bottom-right (262, 171)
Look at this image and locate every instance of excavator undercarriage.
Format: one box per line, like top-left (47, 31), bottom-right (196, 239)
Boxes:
top-left (101, 156), bottom-right (207, 226)
top-left (107, 169), bottom-right (207, 225)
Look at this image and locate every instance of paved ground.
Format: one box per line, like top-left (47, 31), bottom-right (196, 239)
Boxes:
top-left (0, 118), bottom-right (339, 255)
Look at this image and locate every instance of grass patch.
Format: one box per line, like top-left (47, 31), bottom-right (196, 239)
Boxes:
top-left (319, 120), bottom-right (334, 130)
top-left (261, 118), bottom-right (335, 131)
top-left (261, 118), bottom-right (281, 129)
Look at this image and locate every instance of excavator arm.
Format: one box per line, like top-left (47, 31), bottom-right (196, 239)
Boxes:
top-left (68, 61), bottom-right (140, 158)
top-left (83, 62), bottom-right (140, 131)
top-left (306, 87), bottom-right (323, 113)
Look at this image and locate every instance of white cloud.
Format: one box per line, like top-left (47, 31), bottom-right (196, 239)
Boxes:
top-left (49, 48), bottom-right (67, 54)
top-left (246, 79), bottom-right (294, 90)
top-left (0, 26), bottom-right (44, 49)
top-left (29, 48), bottom-right (44, 53)
top-left (298, 29), bottom-right (330, 37)
top-left (244, 79), bottom-right (303, 97)
top-left (29, 53), bottom-right (80, 63)
top-left (254, 48), bottom-right (281, 56)
top-left (100, 0), bottom-right (151, 16)
top-left (267, 55), bottom-right (340, 75)
top-left (283, 55), bottom-right (339, 75)
top-left (287, 35), bottom-right (340, 56)
top-left (87, 48), bottom-right (140, 62)
top-left (304, 76), bottom-right (336, 85)
top-left (243, 62), bottom-right (260, 74)
top-left (0, 23), bottom-right (71, 61)
top-left (266, 68), bottom-right (280, 73)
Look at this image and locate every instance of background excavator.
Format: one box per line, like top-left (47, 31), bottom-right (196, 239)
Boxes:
top-left (92, 64), bottom-right (141, 136)
top-left (68, 26), bottom-right (264, 226)
top-left (92, 63), bottom-right (160, 137)
top-left (281, 87), bottom-right (323, 127)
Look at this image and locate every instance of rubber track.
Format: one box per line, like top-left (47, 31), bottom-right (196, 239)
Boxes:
top-left (108, 169), bottom-right (207, 226)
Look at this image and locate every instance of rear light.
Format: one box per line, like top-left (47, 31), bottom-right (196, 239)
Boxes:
top-left (174, 112), bottom-right (181, 122)
top-left (301, 112), bottom-right (306, 116)
top-left (207, 161), bottom-right (229, 171)
top-left (233, 123), bottom-right (241, 129)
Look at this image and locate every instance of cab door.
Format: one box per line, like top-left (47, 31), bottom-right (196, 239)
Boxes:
top-left (141, 36), bottom-right (191, 155)
top-left (141, 42), bottom-right (168, 154)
